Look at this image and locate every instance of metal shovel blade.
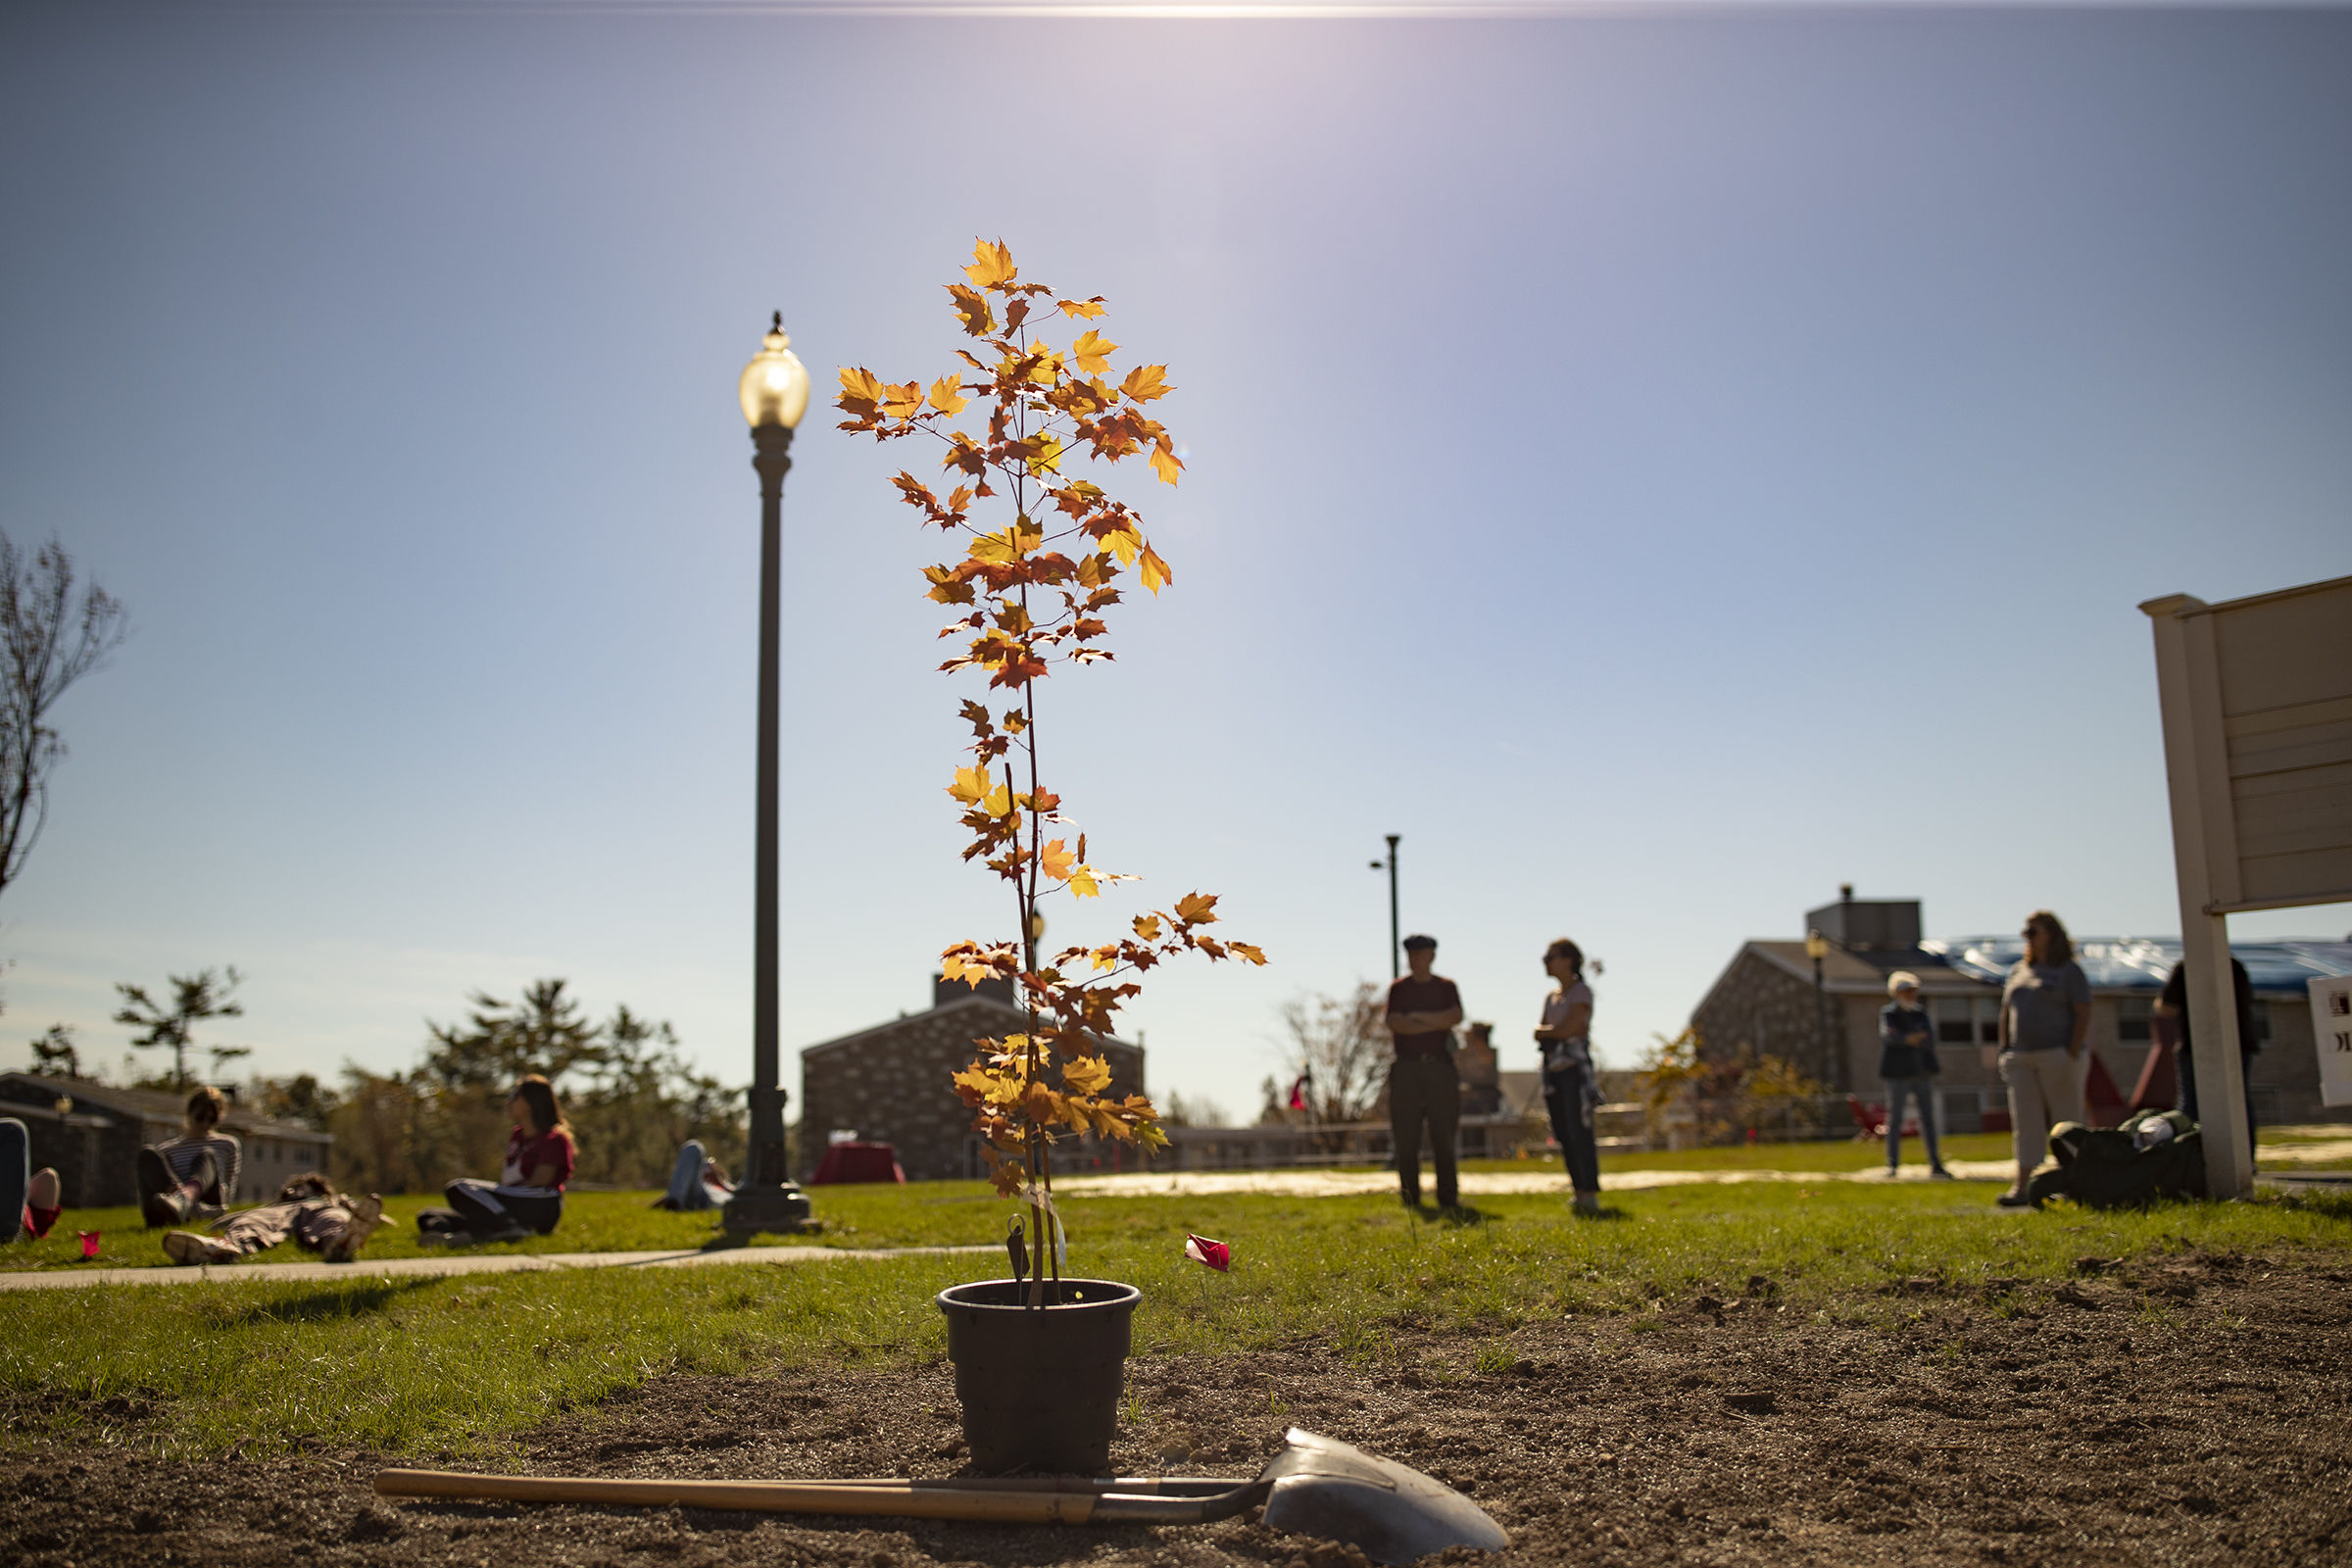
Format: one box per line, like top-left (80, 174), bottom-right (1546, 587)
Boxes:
top-left (1256, 1428), bottom-right (1509, 1565)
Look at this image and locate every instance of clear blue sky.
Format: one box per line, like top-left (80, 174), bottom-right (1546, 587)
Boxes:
top-left (3, 3), bottom-right (2348, 1120)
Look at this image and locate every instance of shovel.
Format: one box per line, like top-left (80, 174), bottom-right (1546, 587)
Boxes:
top-left (375, 1426), bottom-right (1507, 1565)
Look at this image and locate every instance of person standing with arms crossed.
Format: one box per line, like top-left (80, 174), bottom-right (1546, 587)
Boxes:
top-left (1384, 934), bottom-right (1465, 1211)
top-left (1535, 938), bottom-right (1603, 1215)
top-left (1996, 909), bottom-right (2092, 1207)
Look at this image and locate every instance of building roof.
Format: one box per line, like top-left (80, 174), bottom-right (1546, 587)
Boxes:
top-left (1725, 936), bottom-right (2352, 1000)
top-left (1926, 937), bottom-right (2352, 995)
top-left (799, 993), bottom-right (1138, 1059)
top-left (0, 1072), bottom-right (332, 1141)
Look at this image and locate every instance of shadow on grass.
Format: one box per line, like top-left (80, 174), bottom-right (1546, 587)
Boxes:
top-left (208, 1276), bottom-right (444, 1328)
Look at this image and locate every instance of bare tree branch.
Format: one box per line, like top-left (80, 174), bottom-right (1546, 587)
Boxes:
top-left (0, 530), bottom-right (125, 904)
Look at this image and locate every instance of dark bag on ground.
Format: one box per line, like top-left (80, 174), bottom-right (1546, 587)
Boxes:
top-left (2026, 1109), bottom-right (2207, 1208)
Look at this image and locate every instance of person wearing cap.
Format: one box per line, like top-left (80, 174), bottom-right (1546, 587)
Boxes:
top-left (1879, 972), bottom-right (1953, 1179)
top-left (1383, 935), bottom-right (1465, 1209)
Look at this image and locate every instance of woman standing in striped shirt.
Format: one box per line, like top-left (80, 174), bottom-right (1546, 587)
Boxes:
top-left (137, 1085), bottom-right (241, 1229)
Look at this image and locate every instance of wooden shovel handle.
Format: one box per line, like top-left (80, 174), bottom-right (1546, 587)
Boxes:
top-left (373, 1470), bottom-right (1099, 1524)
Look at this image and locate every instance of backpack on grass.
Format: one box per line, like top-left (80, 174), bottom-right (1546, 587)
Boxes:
top-left (2025, 1109), bottom-right (2207, 1209)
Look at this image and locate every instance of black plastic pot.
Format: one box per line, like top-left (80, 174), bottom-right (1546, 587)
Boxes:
top-left (937, 1278), bottom-right (1141, 1474)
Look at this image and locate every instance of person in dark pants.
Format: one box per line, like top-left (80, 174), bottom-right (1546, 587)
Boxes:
top-left (1879, 971), bottom-right (1953, 1179)
top-left (1535, 938), bottom-right (1602, 1214)
top-left (416, 1075), bottom-right (576, 1244)
top-left (1384, 934), bottom-right (1464, 1210)
top-left (2158, 956), bottom-right (2258, 1159)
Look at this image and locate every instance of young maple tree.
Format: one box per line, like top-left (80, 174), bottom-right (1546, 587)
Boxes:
top-left (838, 239), bottom-right (1264, 1293)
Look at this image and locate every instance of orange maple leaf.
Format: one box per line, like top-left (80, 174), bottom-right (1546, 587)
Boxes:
top-left (1039, 839), bottom-right (1076, 881)
top-left (945, 283), bottom-right (995, 336)
top-left (1137, 544), bottom-right (1172, 595)
top-left (1148, 439), bottom-right (1184, 487)
top-left (965, 238), bottom-right (1017, 289)
top-left (1120, 365), bottom-right (1170, 403)
top-left (1071, 329), bottom-right (1118, 374)
top-left (1057, 296), bottom-right (1107, 319)
top-left (928, 375), bottom-right (969, 416)
top-left (1174, 892), bottom-right (1218, 925)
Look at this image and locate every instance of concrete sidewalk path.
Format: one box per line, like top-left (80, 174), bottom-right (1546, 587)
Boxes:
top-left (0, 1242), bottom-right (992, 1293)
top-left (1055, 1161), bottom-right (2025, 1200)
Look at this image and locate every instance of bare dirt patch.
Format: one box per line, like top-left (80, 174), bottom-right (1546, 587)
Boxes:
top-left (6, 1248), bottom-right (2349, 1566)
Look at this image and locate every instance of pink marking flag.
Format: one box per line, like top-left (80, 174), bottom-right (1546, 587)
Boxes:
top-left (1184, 1233), bottom-right (1230, 1272)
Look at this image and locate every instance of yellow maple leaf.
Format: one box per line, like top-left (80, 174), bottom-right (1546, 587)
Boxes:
top-left (1071, 329), bottom-right (1118, 374)
top-left (1138, 544), bottom-right (1172, 595)
top-left (1024, 433), bottom-right (1065, 477)
top-left (1062, 1054), bottom-right (1112, 1095)
top-left (838, 366), bottom-right (883, 402)
top-left (965, 237), bottom-right (1017, 289)
top-left (947, 765), bottom-right (991, 804)
top-left (1149, 440), bottom-right (1184, 487)
top-left (1229, 942), bottom-right (1268, 965)
top-left (1102, 527), bottom-right (1141, 565)
top-left (882, 380), bottom-right (924, 419)
top-left (1067, 864), bottom-right (1101, 898)
top-left (1133, 913), bottom-right (1161, 942)
top-left (983, 782), bottom-right (1014, 818)
top-left (1039, 839), bottom-right (1076, 881)
top-left (968, 519), bottom-right (1043, 564)
top-left (1120, 364), bottom-right (1170, 403)
top-left (1175, 892), bottom-right (1219, 925)
top-left (1057, 296), bottom-right (1107, 319)
top-left (928, 375), bottom-right (968, 416)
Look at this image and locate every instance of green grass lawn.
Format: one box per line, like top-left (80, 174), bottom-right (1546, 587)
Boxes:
top-left (4, 1177), bottom-right (2348, 1459)
top-left (12, 1121), bottom-right (2345, 1272)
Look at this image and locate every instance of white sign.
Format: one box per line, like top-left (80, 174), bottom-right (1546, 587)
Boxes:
top-left (2316, 975), bottom-right (2352, 1110)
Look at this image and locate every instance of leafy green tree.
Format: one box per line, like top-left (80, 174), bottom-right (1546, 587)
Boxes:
top-left (28, 1022), bottom-right (78, 1079)
top-left (422, 978), bottom-right (606, 1090)
top-left (113, 966), bottom-right (244, 1090)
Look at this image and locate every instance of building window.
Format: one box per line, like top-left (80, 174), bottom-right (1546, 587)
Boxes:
top-left (2118, 996), bottom-right (2153, 1043)
top-left (1933, 998), bottom-right (1975, 1045)
top-left (2251, 1002), bottom-right (2272, 1045)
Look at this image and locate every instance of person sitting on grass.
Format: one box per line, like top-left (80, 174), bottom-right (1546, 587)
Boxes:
top-left (655, 1138), bottom-right (733, 1211)
top-left (160, 1172), bottom-right (386, 1266)
top-left (416, 1075), bottom-right (575, 1245)
top-left (136, 1085), bottom-right (242, 1229)
top-left (2, 1117), bottom-right (65, 1243)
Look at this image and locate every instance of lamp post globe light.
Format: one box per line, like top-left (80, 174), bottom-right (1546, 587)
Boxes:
top-left (724, 313), bottom-right (814, 1238)
top-left (1804, 927), bottom-right (1832, 1093)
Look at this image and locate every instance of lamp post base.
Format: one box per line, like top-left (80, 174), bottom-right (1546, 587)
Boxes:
top-left (721, 1182), bottom-right (814, 1239)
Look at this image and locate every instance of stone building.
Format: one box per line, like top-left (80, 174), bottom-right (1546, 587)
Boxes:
top-left (0, 1072), bottom-right (335, 1207)
top-left (1690, 892), bottom-right (2352, 1133)
top-left (797, 974), bottom-right (1146, 1183)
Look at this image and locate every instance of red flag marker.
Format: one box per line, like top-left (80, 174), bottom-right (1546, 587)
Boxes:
top-left (1184, 1233), bottom-right (1230, 1272)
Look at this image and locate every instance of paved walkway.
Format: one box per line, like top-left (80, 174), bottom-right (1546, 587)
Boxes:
top-left (0, 1243), bottom-right (992, 1293)
top-left (1054, 1160), bottom-right (2021, 1199)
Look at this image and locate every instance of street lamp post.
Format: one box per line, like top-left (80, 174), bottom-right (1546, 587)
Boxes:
top-left (1368, 834), bottom-right (1401, 979)
top-left (724, 313), bottom-right (814, 1239)
top-left (1804, 927), bottom-right (1832, 1093)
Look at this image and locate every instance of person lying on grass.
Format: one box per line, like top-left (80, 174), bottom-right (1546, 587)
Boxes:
top-left (416, 1075), bottom-right (575, 1245)
top-left (654, 1138), bottom-right (732, 1211)
top-left (2, 1116), bottom-right (64, 1243)
top-left (136, 1085), bottom-right (243, 1229)
top-left (161, 1172), bottom-right (386, 1265)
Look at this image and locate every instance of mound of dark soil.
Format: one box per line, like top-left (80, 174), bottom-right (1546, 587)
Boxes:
top-left (5, 1248), bottom-right (2349, 1566)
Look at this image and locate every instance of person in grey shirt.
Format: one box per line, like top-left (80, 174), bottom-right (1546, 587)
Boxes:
top-left (1996, 909), bottom-right (2092, 1207)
